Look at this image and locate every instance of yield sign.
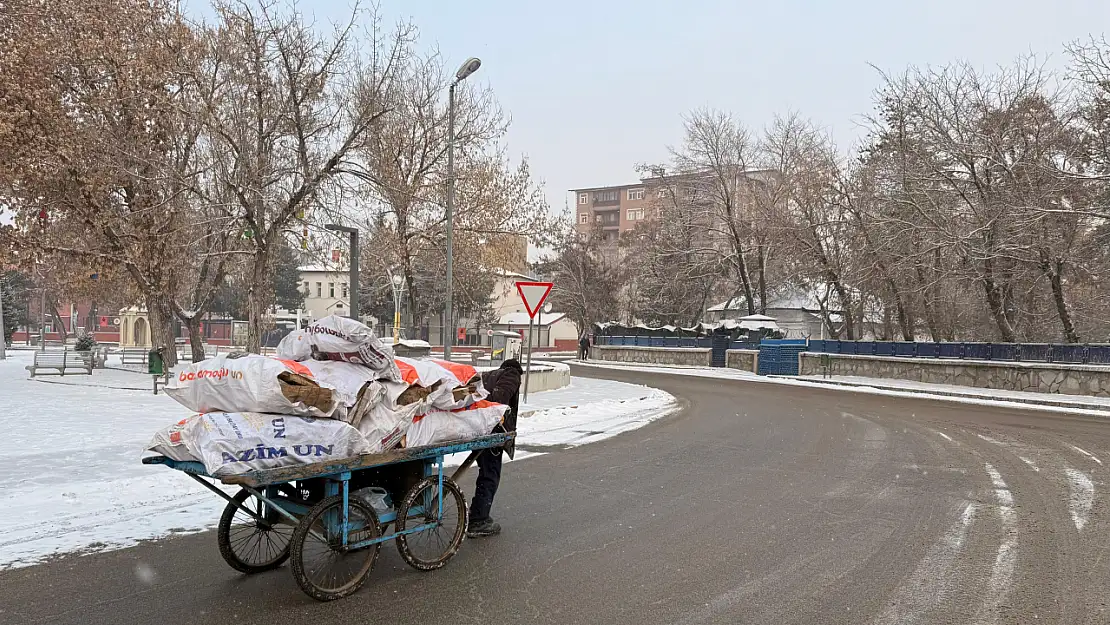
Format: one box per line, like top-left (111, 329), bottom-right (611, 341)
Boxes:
top-left (515, 281), bottom-right (553, 319)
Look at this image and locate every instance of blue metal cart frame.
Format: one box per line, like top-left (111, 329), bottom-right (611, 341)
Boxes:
top-left (143, 432), bottom-right (513, 601)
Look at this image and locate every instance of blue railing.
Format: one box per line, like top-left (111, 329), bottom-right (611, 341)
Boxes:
top-left (596, 336), bottom-right (759, 351)
top-left (806, 340), bottom-right (1110, 365)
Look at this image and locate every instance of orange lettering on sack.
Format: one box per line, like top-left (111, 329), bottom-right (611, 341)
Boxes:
top-left (275, 358), bottom-right (314, 378)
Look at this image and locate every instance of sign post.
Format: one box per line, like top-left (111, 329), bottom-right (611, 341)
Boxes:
top-left (514, 281), bottom-right (553, 404)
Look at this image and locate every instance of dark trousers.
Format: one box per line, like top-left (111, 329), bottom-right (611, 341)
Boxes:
top-left (579, 345), bottom-right (588, 359)
top-left (470, 448), bottom-right (503, 522)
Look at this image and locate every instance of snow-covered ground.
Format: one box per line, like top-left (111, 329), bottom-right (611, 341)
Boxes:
top-left (0, 351), bottom-right (676, 569)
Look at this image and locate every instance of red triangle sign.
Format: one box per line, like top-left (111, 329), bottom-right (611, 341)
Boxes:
top-left (515, 281), bottom-right (554, 319)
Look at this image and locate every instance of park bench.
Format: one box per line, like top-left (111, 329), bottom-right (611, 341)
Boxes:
top-left (120, 348), bottom-right (148, 366)
top-left (26, 349), bottom-right (93, 377)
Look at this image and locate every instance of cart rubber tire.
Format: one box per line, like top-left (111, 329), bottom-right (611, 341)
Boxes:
top-left (396, 476), bottom-right (468, 571)
top-left (290, 494), bottom-right (381, 601)
top-left (217, 488), bottom-right (292, 574)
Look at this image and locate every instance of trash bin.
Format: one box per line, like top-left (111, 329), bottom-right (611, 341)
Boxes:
top-left (148, 348), bottom-right (164, 376)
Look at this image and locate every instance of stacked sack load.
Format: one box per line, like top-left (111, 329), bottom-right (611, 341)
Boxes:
top-left (146, 314), bottom-right (507, 477)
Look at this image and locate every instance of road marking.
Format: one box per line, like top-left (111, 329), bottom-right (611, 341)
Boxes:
top-left (1067, 444), bottom-right (1103, 466)
top-left (1017, 456), bottom-right (1040, 472)
top-left (1065, 467), bottom-right (1094, 531)
top-left (870, 502), bottom-right (977, 625)
top-left (976, 463), bottom-right (1016, 625)
top-left (977, 434), bottom-right (1003, 445)
top-left (935, 430), bottom-right (954, 443)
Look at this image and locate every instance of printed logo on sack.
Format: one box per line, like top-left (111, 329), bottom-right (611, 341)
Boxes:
top-left (220, 444), bottom-right (335, 464)
top-left (179, 367), bottom-right (244, 382)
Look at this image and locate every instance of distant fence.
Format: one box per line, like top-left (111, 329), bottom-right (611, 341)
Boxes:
top-left (595, 336), bottom-right (760, 351)
top-left (596, 335), bottom-right (1110, 367)
top-left (807, 340), bottom-right (1110, 365)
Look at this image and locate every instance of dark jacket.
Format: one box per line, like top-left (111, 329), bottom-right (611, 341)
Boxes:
top-left (482, 359), bottom-right (523, 431)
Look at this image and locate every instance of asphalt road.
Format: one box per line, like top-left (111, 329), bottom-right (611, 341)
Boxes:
top-left (5, 364), bottom-right (1110, 624)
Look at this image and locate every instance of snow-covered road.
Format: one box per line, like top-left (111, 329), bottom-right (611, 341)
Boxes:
top-left (0, 351), bottom-right (675, 569)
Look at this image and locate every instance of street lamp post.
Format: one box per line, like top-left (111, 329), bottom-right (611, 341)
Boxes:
top-left (0, 277), bottom-right (6, 360)
top-left (443, 56), bottom-right (482, 362)
top-left (324, 224), bottom-right (359, 320)
top-left (387, 269), bottom-right (405, 343)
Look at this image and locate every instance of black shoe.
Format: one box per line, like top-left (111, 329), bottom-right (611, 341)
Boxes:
top-left (467, 518), bottom-right (501, 537)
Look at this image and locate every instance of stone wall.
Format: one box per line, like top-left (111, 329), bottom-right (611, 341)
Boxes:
top-left (799, 352), bottom-right (1110, 397)
top-left (591, 345), bottom-right (711, 367)
top-left (525, 361), bottom-right (572, 393)
top-left (726, 349), bottom-right (758, 373)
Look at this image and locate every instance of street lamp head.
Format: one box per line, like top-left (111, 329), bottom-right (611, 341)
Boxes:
top-left (325, 223), bottom-right (357, 234)
top-left (455, 57), bottom-right (482, 82)
top-left (392, 274), bottom-right (403, 287)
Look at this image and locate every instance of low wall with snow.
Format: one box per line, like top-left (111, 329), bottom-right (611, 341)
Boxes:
top-left (799, 352), bottom-right (1110, 397)
top-left (526, 361), bottom-right (571, 393)
top-left (726, 349), bottom-right (758, 373)
top-left (591, 345), bottom-right (711, 367)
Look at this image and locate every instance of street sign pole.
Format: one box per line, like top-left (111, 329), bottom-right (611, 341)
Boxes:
top-left (514, 281), bottom-right (553, 404)
top-left (523, 315), bottom-right (534, 402)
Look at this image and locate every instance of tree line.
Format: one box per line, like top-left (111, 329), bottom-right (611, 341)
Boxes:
top-left (547, 44), bottom-right (1110, 344)
top-left (0, 0), bottom-right (556, 361)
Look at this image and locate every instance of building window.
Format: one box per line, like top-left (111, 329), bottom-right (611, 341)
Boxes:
top-left (578, 193), bottom-right (588, 204)
top-left (303, 281), bottom-right (309, 294)
top-left (341, 283), bottom-right (348, 298)
top-left (315, 282), bottom-right (322, 297)
top-left (657, 188), bottom-right (668, 198)
top-left (626, 208), bottom-right (645, 221)
top-left (579, 213), bottom-right (589, 224)
top-left (595, 214), bottom-right (603, 223)
top-left (627, 188), bottom-right (644, 201)
top-left (593, 190), bottom-right (618, 203)
top-left (329, 282), bottom-right (335, 298)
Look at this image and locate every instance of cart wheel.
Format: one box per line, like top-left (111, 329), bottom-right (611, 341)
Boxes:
top-left (217, 489), bottom-right (292, 574)
top-left (396, 476), bottom-right (467, 571)
top-left (290, 494), bottom-right (381, 601)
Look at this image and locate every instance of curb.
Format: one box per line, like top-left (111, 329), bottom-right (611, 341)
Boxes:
top-left (784, 376), bottom-right (1110, 413)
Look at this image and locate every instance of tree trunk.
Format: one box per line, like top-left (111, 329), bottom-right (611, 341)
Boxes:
top-left (1042, 252), bottom-right (1079, 343)
top-left (147, 297), bottom-right (178, 368)
top-left (186, 315), bottom-right (205, 362)
top-left (914, 260), bottom-right (942, 342)
top-left (981, 271), bottom-right (1016, 342)
top-left (829, 276), bottom-right (855, 340)
top-left (245, 245), bottom-right (273, 353)
top-left (756, 243), bottom-right (767, 315)
top-left (49, 304), bottom-right (69, 342)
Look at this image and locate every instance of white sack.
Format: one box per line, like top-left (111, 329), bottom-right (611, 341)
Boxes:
top-left (357, 401), bottom-right (424, 453)
top-left (304, 315), bottom-right (401, 381)
top-left (300, 359), bottom-right (378, 407)
top-left (276, 329), bottom-right (313, 361)
top-left (403, 402), bottom-right (506, 449)
top-left (165, 354), bottom-right (338, 418)
top-left (146, 417), bottom-right (200, 462)
top-left (395, 357), bottom-right (486, 410)
top-left (148, 412), bottom-right (371, 477)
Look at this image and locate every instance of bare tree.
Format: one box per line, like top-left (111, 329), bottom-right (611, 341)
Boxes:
top-left (195, 0), bottom-right (405, 351)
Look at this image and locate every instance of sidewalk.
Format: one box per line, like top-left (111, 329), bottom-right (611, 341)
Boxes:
top-left (574, 359), bottom-right (1110, 416)
top-left (795, 374), bottom-right (1110, 413)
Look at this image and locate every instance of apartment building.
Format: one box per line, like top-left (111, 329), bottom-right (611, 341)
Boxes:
top-left (571, 180), bottom-right (662, 242)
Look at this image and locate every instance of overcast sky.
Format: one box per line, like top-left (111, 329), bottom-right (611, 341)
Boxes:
top-left (198, 0), bottom-right (1110, 214)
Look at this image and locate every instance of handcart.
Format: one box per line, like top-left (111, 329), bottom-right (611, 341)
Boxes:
top-left (142, 432), bottom-right (513, 601)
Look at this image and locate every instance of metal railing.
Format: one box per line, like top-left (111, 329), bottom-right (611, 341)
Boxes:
top-left (806, 340), bottom-right (1110, 365)
top-left (594, 336), bottom-right (760, 351)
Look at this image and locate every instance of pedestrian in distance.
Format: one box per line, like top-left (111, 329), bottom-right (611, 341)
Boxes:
top-left (468, 358), bottom-right (523, 537)
top-left (578, 333), bottom-right (590, 360)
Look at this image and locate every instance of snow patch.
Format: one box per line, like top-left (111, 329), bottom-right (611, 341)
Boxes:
top-left (977, 463), bottom-right (1017, 625)
top-left (1065, 467), bottom-right (1094, 532)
